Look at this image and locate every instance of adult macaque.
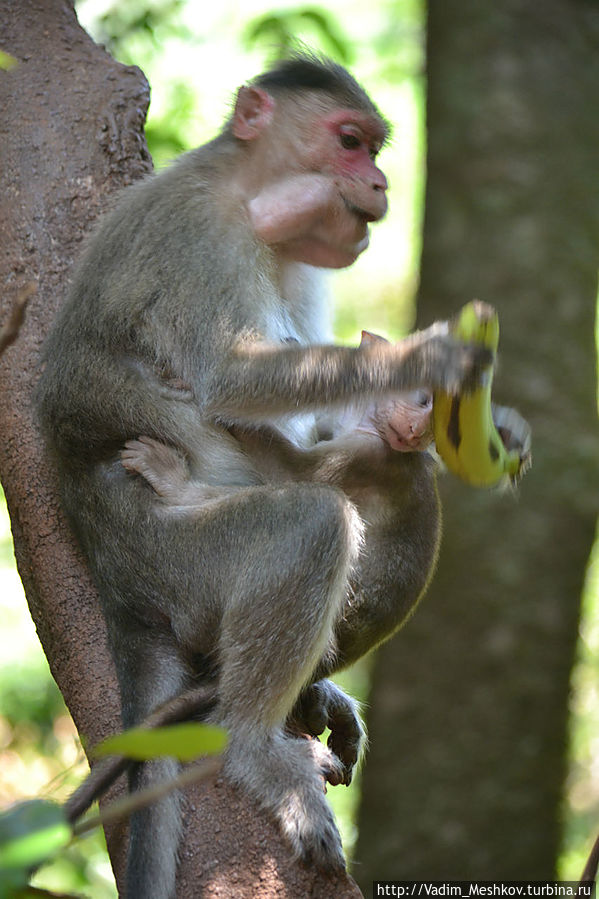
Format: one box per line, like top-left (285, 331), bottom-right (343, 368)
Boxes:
top-left (37, 55), bottom-right (487, 898)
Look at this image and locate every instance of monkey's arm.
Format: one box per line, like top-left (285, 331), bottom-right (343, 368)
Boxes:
top-left (206, 326), bottom-right (488, 424)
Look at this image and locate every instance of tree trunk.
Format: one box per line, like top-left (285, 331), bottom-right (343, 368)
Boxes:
top-left (356, 0), bottom-right (599, 884)
top-left (0, 2), bottom-right (362, 895)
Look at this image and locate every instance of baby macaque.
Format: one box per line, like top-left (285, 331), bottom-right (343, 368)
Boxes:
top-left (122, 330), bottom-right (434, 508)
top-left (330, 330), bottom-right (433, 453)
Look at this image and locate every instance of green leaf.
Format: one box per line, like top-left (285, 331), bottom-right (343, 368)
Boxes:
top-left (0, 800), bottom-right (71, 871)
top-left (95, 723), bottom-right (227, 762)
top-left (0, 50), bottom-right (18, 71)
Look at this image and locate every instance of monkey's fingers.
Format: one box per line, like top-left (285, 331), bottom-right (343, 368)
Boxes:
top-left (292, 680), bottom-right (365, 786)
top-left (327, 731), bottom-right (360, 786)
top-left (121, 436), bottom-right (190, 496)
top-left (325, 699), bottom-right (365, 784)
top-left (121, 438), bottom-right (153, 474)
top-left (292, 694), bottom-right (328, 737)
top-left (400, 320), bottom-right (493, 396)
top-left (321, 759), bottom-right (346, 788)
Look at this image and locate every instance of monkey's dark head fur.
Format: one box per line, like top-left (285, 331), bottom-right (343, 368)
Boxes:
top-left (254, 54), bottom-right (376, 107)
top-left (228, 52), bottom-right (391, 138)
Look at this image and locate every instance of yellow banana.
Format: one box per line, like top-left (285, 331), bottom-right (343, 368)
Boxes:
top-left (433, 300), bottom-right (531, 488)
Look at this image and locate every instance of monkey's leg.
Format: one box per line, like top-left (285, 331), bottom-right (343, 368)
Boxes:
top-left (85, 477), bottom-right (362, 880)
top-left (285, 452), bottom-right (441, 781)
top-left (332, 452), bottom-right (442, 669)
top-left (173, 482), bottom-right (364, 871)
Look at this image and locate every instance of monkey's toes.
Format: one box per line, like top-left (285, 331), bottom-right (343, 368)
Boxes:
top-left (301, 820), bottom-right (346, 873)
top-left (308, 737), bottom-right (347, 787)
top-left (321, 755), bottom-right (347, 788)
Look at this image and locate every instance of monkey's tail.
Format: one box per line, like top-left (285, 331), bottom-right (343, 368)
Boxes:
top-left (65, 684), bottom-right (218, 826)
top-left (107, 617), bottom-right (197, 899)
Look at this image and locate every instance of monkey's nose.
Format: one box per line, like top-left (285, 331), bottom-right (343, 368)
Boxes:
top-left (372, 168), bottom-right (388, 192)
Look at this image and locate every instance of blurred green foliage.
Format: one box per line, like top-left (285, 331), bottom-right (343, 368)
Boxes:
top-left (89, 0), bottom-right (192, 63)
top-left (145, 80), bottom-right (197, 169)
top-left (242, 7), bottom-right (352, 63)
top-left (1, 660), bottom-right (64, 756)
top-left (0, 800), bottom-right (71, 894)
top-left (0, 50), bottom-right (17, 71)
top-left (96, 722), bottom-right (226, 761)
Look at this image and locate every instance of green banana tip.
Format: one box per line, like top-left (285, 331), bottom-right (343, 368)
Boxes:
top-left (451, 300), bottom-right (500, 352)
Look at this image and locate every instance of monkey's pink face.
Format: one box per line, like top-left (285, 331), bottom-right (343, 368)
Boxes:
top-left (318, 109), bottom-right (388, 218)
top-left (297, 108), bottom-right (389, 268)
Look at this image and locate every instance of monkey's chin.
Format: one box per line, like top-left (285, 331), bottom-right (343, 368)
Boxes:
top-left (322, 230), bottom-right (371, 269)
top-left (326, 233), bottom-right (370, 269)
top-left (317, 243), bottom-right (368, 269)
top-left (281, 234), bottom-right (369, 269)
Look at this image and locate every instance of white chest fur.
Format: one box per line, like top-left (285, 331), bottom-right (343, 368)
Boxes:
top-left (263, 263), bottom-right (332, 448)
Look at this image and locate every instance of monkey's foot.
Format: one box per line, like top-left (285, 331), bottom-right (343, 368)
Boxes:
top-left (291, 679), bottom-right (366, 786)
top-left (406, 320), bottom-right (493, 395)
top-left (283, 791), bottom-right (346, 872)
top-left (225, 729), bottom-right (346, 871)
top-left (121, 436), bottom-right (188, 497)
top-left (306, 735), bottom-right (347, 788)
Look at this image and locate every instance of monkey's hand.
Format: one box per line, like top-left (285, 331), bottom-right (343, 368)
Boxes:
top-left (290, 679), bottom-right (365, 786)
top-left (388, 320), bottom-right (494, 397)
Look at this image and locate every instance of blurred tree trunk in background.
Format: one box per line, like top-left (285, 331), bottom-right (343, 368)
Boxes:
top-left (356, 0), bottom-right (599, 884)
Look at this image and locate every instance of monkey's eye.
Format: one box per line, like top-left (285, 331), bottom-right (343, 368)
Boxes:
top-left (339, 130), bottom-right (362, 151)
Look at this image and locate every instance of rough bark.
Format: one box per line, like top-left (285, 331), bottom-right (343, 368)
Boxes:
top-left (356, 0), bottom-right (599, 884)
top-left (0, 2), bottom-right (362, 895)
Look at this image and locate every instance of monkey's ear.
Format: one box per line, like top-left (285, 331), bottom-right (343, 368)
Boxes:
top-left (360, 330), bottom-right (388, 347)
top-left (232, 86), bottom-right (275, 141)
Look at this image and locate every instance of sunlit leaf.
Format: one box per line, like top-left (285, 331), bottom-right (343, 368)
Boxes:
top-left (95, 723), bottom-right (227, 762)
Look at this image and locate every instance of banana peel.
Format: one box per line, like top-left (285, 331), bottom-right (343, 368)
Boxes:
top-left (432, 300), bottom-right (531, 488)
